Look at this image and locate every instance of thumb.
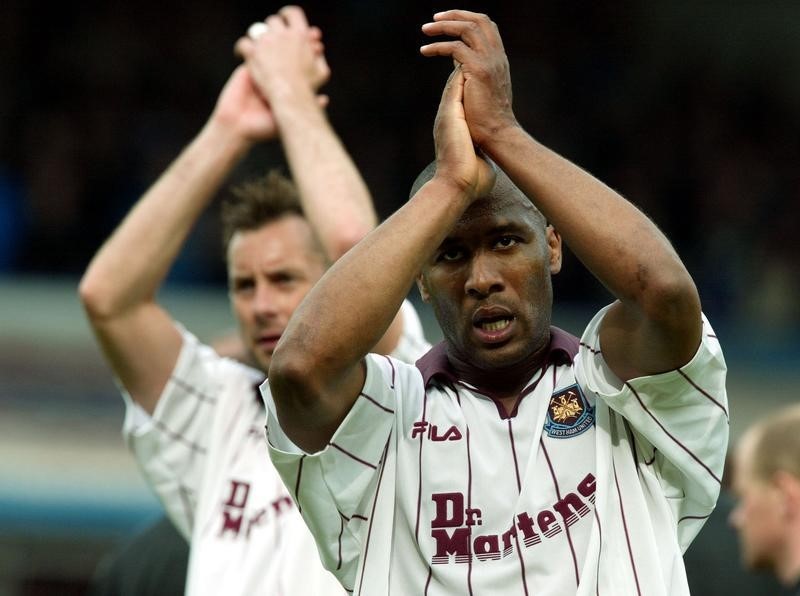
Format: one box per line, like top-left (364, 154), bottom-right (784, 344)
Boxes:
top-left (437, 65), bottom-right (465, 116)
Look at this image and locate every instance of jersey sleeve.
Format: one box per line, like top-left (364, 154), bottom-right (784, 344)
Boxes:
top-left (121, 325), bottom-right (259, 539)
top-left (263, 353), bottom-right (407, 590)
top-left (575, 305), bottom-right (729, 546)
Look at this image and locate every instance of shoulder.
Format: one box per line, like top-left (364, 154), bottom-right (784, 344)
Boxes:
top-left (169, 325), bottom-right (265, 411)
top-left (177, 324), bottom-right (261, 378)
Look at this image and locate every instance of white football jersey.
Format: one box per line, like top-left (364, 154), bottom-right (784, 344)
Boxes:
top-left (123, 300), bottom-right (430, 595)
top-left (265, 305), bottom-right (728, 595)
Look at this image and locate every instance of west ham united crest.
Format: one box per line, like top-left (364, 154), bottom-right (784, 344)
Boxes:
top-left (544, 384), bottom-right (595, 439)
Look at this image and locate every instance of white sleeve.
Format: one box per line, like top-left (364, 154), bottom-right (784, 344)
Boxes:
top-left (263, 354), bottom-right (406, 591)
top-left (121, 325), bottom-right (259, 539)
top-left (575, 306), bottom-right (729, 535)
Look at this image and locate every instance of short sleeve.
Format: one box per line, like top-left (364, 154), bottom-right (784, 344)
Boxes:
top-left (576, 306), bottom-right (729, 537)
top-left (122, 325), bottom-right (262, 538)
top-left (263, 354), bottom-right (408, 589)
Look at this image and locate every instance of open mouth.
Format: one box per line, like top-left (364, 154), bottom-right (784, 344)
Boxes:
top-left (472, 309), bottom-right (516, 344)
top-left (476, 317), bottom-right (513, 332)
top-left (256, 335), bottom-right (281, 350)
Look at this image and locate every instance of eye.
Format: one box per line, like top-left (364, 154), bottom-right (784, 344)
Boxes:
top-left (494, 236), bottom-right (519, 249)
top-left (270, 272), bottom-right (298, 287)
top-left (437, 248), bottom-right (464, 263)
top-left (231, 278), bottom-right (255, 294)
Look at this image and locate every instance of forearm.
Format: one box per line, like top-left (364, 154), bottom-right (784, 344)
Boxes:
top-left (270, 178), bottom-right (469, 438)
top-left (80, 120), bottom-right (249, 318)
top-left (419, 10), bottom-right (699, 380)
top-left (271, 89), bottom-right (376, 260)
top-left (485, 125), bottom-right (700, 378)
top-left (294, 178), bottom-right (465, 360)
top-left (484, 125), bottom-right (696, 313)
top-left (271, 65), bottom-right (489, 450)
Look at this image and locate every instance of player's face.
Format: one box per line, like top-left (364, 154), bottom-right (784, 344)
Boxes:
top-left (729, 443), bottom-right (786, 573)
top-left (227, 215), bottom-right (327, 372)
top-left (418, 191), bottom-right (561, 371)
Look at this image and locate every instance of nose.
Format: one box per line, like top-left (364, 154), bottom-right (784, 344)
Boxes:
top-left (252, 282), bottom-right (282, 321)
top-left (465, 252), bottom-right (504, 298)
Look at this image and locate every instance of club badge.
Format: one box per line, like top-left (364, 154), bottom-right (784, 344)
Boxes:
top-left (544, 384), bottom-right (595, 439)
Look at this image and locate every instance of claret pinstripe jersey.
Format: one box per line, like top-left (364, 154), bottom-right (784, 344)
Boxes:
top-left (123, 300), bottom-right (430, 596)
top-left (264, 305), bottom-right (729, 595)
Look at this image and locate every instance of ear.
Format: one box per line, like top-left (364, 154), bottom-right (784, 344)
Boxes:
top-left (773, 471), bottom-right (800, 519)
top-left (416, 273), bottom-right (431, 303)
top-left (546, 225), bottom-right (562, 275)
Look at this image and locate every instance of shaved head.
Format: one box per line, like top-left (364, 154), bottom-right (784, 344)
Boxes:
top-left (409, 161), bottom-right (546, 231)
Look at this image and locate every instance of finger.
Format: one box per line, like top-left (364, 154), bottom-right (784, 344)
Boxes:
top-left (247, 22), bottom-right (269, 41)
top-left (421, 20), bottom-right (488, 50)
top-left (311, 40), bottom-right (325, 55)
top-left (419, 40), bottom-right (472, 64)
top-left (265, 14), bottom-right (286, 32)
top-left (308, 26), bottom-right (323, 41)
top-left (279, 5), bottom-right (309, 29)
top-left (433, 9), bottom-right (491, 24)
top-left (313, 57), bottom-right (331, 88)
top-left (438, 65), bottom-right (465, 112)
top-left (234, 36), bottom-right (254, 59)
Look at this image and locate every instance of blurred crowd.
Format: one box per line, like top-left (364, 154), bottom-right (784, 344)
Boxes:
top-left (2, 0), bottom-right (798, 339)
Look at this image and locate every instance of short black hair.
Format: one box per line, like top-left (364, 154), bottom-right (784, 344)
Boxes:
top-left (408, 160), bottom-right (547, 228)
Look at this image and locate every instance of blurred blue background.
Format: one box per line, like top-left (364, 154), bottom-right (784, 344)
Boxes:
top-left (0, 0), bottom-right (798, 593)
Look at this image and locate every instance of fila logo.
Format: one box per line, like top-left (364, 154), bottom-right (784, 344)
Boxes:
top-left (411, 421), bottom-right (463, 442)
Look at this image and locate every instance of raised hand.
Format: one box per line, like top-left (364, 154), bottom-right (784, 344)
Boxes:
top-left (433, 65), bottom-right (495, 202)
top-left (421, 10), bottom-right (516, 149)
top-left (234, 6), bottom-right (330, 108)
top-left (209, 65), bottom-right (280, 144)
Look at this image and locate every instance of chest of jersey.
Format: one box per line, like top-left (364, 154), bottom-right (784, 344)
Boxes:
top-left (189, 406), bottom-right (302, 594)
top-left (201, 420), bottom-right (294, 542)
top-left (393, 364), bottom-right (597, 592)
